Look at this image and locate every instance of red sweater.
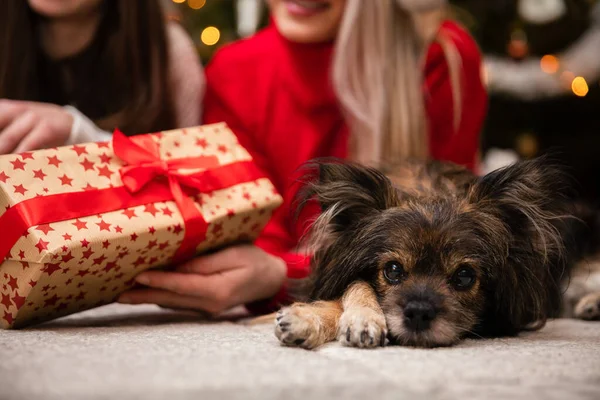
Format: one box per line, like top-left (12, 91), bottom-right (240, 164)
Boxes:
top-left (203, 21), bottom-right (488, 313)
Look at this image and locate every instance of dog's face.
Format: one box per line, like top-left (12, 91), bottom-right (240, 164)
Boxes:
top-left (299, 159), bottom-right (572, 347)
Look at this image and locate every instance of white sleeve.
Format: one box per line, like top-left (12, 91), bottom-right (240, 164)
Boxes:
top-left (63, 105), bottom-right (113, 145)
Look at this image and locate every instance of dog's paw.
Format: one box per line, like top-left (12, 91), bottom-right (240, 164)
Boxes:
top-left (574, 292), bottom-right (600, 321)
top-left (337, 307), bottom-right (387, 349)
top-left (274, 306), bottom-right (322, 350)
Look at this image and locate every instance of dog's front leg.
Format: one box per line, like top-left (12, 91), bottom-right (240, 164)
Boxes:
top-left (338, 281), bottom-right (388, 348)
top-left (275, 300), bottom-right (343, 349)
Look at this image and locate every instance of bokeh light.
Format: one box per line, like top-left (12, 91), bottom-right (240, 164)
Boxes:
top-left (540, 55), bottom-right (559, 74)
top-left (201, 27), bottom-right (220, 46)
top-left (188, 0), bottom-right (206, 10)
top-left (172, 0), bottom-right (185, 3)
top-left (571, 76), bottom-right (589, 97)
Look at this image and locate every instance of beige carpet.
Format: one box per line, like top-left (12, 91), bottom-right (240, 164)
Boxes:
top-left (0, 304), bottom-right (599, 400)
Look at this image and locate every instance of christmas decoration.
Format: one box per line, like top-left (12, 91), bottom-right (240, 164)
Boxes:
top-left (0, 123), bottom-right (283, 328)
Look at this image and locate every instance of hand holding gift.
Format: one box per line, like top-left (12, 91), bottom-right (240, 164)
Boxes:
top-left (118, 244), bottom-right (286, 314)
top-left (0, 123), bottom-right (282, 328)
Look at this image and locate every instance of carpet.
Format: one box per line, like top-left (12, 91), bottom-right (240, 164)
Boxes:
top-left (1, 304), bottom-right (599, 400)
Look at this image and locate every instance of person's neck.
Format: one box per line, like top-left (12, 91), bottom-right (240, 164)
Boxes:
top-left (40, 11), bottom-right (102, 60)
top-left (412, 8), bottom-right (446, 43)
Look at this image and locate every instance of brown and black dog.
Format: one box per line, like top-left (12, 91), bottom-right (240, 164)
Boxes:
top-left (274, 157), bottom-right (599, 349)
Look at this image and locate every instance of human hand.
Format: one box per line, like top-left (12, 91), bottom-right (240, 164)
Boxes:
top-left (117, 245), bottom-right (287, 315)
top-left (0, 100), bottom-right (74, 154)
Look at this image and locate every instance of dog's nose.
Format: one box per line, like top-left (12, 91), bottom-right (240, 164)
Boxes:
top-left (403, 301), bottom-right (436, 332)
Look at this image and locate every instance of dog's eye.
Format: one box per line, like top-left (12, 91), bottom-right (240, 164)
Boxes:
top-left (383, 261), bottom-right (407, 284)
top-left (451, 266), bottom-right (476, 290)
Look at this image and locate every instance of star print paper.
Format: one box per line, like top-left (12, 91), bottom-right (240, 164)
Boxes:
top-left (0, 123), bottom-right (282, 329)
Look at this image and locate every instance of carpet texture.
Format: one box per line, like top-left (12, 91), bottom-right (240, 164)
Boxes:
top-left (1, 304), bottom-right (599, 400)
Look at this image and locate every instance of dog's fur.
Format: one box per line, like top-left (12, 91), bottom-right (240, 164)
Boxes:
top-left (275, 157), bottom-right (599, 349)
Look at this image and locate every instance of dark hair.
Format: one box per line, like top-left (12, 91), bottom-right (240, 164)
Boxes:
top-left (0, 0), bottom-right (176, 135)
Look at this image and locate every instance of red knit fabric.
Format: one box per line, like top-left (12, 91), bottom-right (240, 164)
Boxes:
top-left (203, 21), bottom-right (488, 313)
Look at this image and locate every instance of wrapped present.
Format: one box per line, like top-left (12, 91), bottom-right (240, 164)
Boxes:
top-left (0, 123), bottom-right (283, 329)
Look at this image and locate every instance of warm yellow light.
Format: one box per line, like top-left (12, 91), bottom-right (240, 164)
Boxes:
top-left (172, 0), bottom-right (185, 3)
top-left (188, 0), bottom-right (206, 9)
top-left (571, 76), bottom-right (589, 97)
top-left (201, 26), bottom-right (220, 46)
top-left (540, 55), bottom-right (559, 74)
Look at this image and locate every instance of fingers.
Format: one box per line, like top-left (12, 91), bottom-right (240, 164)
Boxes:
top-left (13, 120), bottom-right (53, 153)
top-left (0, 111), bottom-right (38, 154)
top-left (0, 99), bottom-right (27, 130)
top-left (117, 288), bottom-right (221, 313)
top-left (176, 246), bottom-right (248, 274)
top-left (134, 270), bottom-right (236, 303)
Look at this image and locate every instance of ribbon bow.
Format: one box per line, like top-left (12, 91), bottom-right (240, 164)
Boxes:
top-left (112, 129), bottom-right (220, 263)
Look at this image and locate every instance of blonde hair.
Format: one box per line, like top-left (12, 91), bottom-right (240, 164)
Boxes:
top-left (332, 0), bottom-right (462, 167)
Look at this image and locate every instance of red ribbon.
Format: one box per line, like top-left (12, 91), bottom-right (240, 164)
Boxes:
top-left (0, 130), bottom-right (266, 265)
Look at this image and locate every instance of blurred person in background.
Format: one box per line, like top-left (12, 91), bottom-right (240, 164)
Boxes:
top-left (0, 0), bottom-right (203, 153)
top-left (119, 0), bottom-right (488, 316)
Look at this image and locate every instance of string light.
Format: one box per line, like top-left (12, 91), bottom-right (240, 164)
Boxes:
top-left (571, 76), bottom-right (589, 97)
top-left (188, 0), bottom-right (206, 9)
top-left (540, 55), bottom-right (559, 74)
top-left (201, 26), bottom-right (220, 46)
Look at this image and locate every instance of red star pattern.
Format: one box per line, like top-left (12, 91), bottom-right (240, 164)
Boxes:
top-left (47, 155), bottom-right (62, 167)
top-left (117, 250), bottom-right (129, 259)
top-left (33, 169), bottom-right (47, 180)
top-left (103, 261), bottom-right (117, 272)
top-left (243, 192), bottom-right (252, 200)
top-left (36, 224), bottom-right (54, 235)
top-left (148, 256), bottom-right (159, 265)
top-left (0, 171), bottom-right (9, 183)
top-left (115, 273), bottom-right (125, 280)
top-left (97, 142), bottom-right (110, 148)
top-left (227, 209), bottom-right (236, 219)
top-left (148, 226), bottom-right (156, 235)
top-left (102, 240), bottom-right (110, 249)
top-left (35, 238), bottom-right (50, 253)
top-left (72, 145), bottom-right (88, 156)
top-left (96, 219), bottom-right (111, 231)
top-left (173, 225), bottom-right (183, 235)
top-left (20, 152), bottom-right (34, 160)
top-left (80, 158), bottom-right (95, 171)
top-left (44, 294), bottom-right (60, 307)
top-left (1, 293), bottom-right (11, 309)
top-left (114, 226), bottom-right (123, 233)
top-left (75, 291), bottom-right (86, 301)
top-left (98, 153), bottom-right (112, 163)
top-left (77, 269), bottom-right (90, 277)
top-left (212, 223), bottom-right (223, 235)
top-left (133, 257), bottom-right (146, 267)
top-left (65, 278), bottom-right (73, 285)
top-left (61, 252), bottom-right (74, 263)
top-left (56, 303), bottom-right (68, 312)
top-left (196, 138), bottom-right (208, 148)
top-left (11, 294), bottom-right (26, 309)
top-left (122, 209), bottom-right (137, 219)
top-left (42, 284), bottom-right (51, 292)
top-left (8, 275), bottom-right (19, 291)
top-left (143, 204), bottom-right (159, 216)
top-left (97, 165), bottom-right (113, 179)
top-left (59, 174), bottom-right (73, 186)
top-left (130, 233), bottom-right (138, 242)
top-left (83, 183), bottom-right (97, 191)
top-left (28, 280), bottom-right (37, 287)
top-left (147, 240), bottom-right (158, 250)
top-left (3, 311), bottom-right (14, 325)
top-left (61, 267), bottom-right (70, 275)
top-left (217, 145), bottom-right (228, 154)
top-left (10, 158), bottom-right (26, 170)
top-left (93, 255), bottom-right (107, 266)
top-left (63, 233), bottom-right (73, 241)
top-left (72, 219), bottom-right (87, 231)
top-left (162, 207), bottom-right (174, 217)
top-left (18, 250), bottom-right (25, 260)
top-left (80, 239), bottom-right (90, 247)
top-left (43, 263), bottom-right (62, 276)
top-left (82, 248), bottom-right (94, 259)
top-left (13, 184), bottom-right (27, 196)
top-left (20, 262), bottom-right (29, 270)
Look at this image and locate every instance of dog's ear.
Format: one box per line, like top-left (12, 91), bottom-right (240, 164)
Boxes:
top-left (294, 159), bottom-right (398, 300)
top-left (468, 157), bottom-right (573, 335)
top-left (296, 159), bottom-right (399, 232)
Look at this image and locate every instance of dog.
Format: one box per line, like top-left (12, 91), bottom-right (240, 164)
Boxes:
top-left (274, 157), bottom-right (597, 349)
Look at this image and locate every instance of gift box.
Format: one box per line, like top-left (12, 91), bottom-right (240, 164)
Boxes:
top-left (0, 123), bottom-right (283, 329)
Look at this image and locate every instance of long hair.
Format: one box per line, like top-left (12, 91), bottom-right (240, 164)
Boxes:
top-left (332, 0), bottom-right (462, 166)
top-left (0, 0), bottom-right (175, 135)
